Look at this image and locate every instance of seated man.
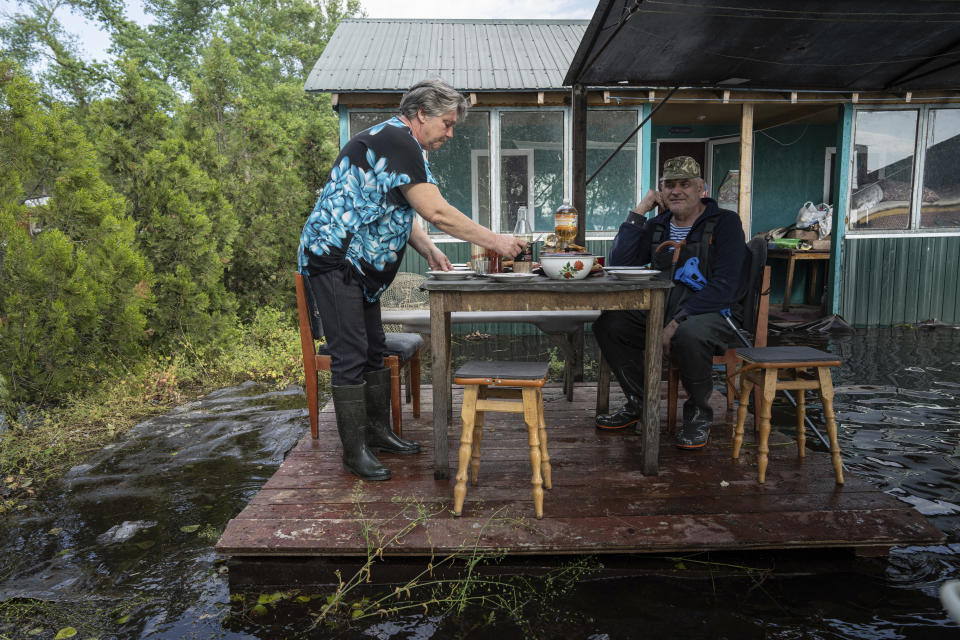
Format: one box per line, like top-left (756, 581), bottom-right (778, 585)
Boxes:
top-left (593, 156), bottom-right (749, 449)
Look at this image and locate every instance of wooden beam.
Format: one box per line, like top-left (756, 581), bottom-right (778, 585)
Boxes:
top-left (738, 103), bottom-right (754, 238)
top-left (330, 93), bottom-right (338, 107)
top-left (538, 91), bottom-right (545, 105)
top-left (470, 92), bottom-right (478, 106)
top-left (755, 105), bottom-right (835, 131)
top-left (723, 90), bottom-right (731, 104)
top-left (603, 90), bottom-right (610, 104)
top-left (572, 84), bottom-right (588, 246)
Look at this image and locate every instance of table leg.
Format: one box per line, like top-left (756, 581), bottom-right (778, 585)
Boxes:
top-left (430, 298), bottom-right (452, 480)
top-left (782, 255), bottom-right (797, 312)
top-left (640, 289), bottom-right (665, 475)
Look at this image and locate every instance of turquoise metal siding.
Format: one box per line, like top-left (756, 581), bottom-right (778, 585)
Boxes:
top-left (840, 236), bottom-right (960, 327)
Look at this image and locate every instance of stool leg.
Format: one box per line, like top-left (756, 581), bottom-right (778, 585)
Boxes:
top-left (536, 388), bottom-right (551, 490)
top-left (733, 376), bottom-right (754, 459)
top-left (453, 385), bottom-right (479, 516)
top-left (796, 387), bottom-right (806, 458)
top-left (816, 366), bottom-right (845, 485)
top-left (757, 368), bottom-right (778, 484)
top-left (522, 387), bottom-right (544, 519)
top-left (470, 386), bottom-right (486, 485)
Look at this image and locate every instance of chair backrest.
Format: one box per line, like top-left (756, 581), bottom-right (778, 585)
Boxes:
top-left (380, 272), bottom-right (429, 310)
top-left (295, 273), bottom-right (324, 361)
top-left (741, 237), bottom-right (770, 339)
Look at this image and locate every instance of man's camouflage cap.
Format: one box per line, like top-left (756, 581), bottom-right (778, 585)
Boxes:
top-left (660, 156), bottom-right (702, 181)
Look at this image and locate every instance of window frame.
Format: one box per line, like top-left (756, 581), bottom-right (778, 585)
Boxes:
top-left (848, 104), bottom-right (960, 235)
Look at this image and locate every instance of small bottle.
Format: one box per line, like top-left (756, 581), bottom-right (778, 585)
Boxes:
top-left (554, 201), bottom-right (578, 251)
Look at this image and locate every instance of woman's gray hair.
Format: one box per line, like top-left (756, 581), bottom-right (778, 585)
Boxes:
top-left (399, 78), bottom-right (470, 121)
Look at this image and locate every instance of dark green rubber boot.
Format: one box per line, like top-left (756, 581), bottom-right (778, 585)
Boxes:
top-left (332, 383), bottom-right (391, 480)
top-left (595, 394), bottom-right (643, 430)
top-left (364, 368), bottom-right (420, 454)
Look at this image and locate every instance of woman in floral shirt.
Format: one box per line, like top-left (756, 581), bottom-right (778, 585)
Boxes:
top-left (298, 78), bottom-right (525, 481)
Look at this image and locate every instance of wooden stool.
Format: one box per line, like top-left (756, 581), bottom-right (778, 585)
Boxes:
top-left (732, 346), bottom-right (844, 485)
top-left (452, 360), bottom-right (551, 519)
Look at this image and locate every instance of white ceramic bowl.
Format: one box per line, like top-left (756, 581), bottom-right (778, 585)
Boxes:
top-left (539, 253), bottom-right (595, 280)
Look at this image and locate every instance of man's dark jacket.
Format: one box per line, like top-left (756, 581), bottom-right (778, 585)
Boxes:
top-left (608, 198), bottom-right (749, 323)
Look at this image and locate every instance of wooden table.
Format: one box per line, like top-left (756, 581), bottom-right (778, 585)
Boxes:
top-left (767, 248), bottom-right (830, 312)
top-left (423, 275), bottom-right (672, 479)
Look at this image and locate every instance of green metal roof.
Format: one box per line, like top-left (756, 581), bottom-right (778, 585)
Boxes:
top-left (304, 19), bottom-right (588, 93)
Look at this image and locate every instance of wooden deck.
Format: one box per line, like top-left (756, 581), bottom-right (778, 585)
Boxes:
top-left (216, 383), bottom-right (943, 563)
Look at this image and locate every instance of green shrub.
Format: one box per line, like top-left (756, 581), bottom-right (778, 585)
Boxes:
top-left (0, 71), bottom-right (151, 407)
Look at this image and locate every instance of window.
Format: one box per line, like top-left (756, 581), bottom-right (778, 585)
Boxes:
top-left (920, 109), bottom-right (960, 229)
top-left (587, 110), bottom-right (639, 231)
top-left (850, 110), bottom-right (917, 230)
top-left (429, 111), bottom-right (491, 231)
top-left (850, 106), bottom-right (960, 232)
top-left (500, 111), bottom-right (564, 233)
top-left (349, 111), bottom-right (391, 137)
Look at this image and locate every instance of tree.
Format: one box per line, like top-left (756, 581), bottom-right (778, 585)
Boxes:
top-left (0, 0), bottom-right (110, 108)
top-left (180, 0), bottom-right (358, 317)
top-left (89, 60), bottom-right (238, 348)
top-left (0, 67), bottom-right (150, 406)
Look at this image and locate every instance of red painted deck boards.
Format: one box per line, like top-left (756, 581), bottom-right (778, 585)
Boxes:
top-left (216, 384), bottom-right (943, 558)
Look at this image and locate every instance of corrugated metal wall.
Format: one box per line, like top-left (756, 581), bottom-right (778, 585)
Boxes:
top-left (840, 236), bottom-right (960, 327)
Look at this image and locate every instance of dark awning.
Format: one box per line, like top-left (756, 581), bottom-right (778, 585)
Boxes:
top-left (564, 0), bottom-right (960, 92)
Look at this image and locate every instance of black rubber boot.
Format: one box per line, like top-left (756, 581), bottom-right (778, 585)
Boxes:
top-left (676, 378), bottom-right (714, 450)
top-left (597, 364), bottom-right (645, 431)
top-left (364, 368), bottom-right (420, 454)
top-left (332, 383), bottom-right (391, 480)
top-left (596, 394), bottom-right (643, 430)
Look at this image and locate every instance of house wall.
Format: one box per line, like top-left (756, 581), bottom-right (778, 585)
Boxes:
top-left (841, 235), bottom-right (960, 326)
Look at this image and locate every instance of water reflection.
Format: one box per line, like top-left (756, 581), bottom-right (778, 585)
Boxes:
top-left (0, 328), bottom-right (957, 638)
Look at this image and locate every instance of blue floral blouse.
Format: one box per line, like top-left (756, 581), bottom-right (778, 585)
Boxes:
top-left (297, 117), bottom-right (436, 302)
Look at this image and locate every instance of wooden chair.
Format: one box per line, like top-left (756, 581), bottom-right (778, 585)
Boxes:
top-left (295, 273), bottom-right (423, 439)
top-left (732, 346), bottom-right (844, 485)
top-left (451, 360), bottom-right (551, 519)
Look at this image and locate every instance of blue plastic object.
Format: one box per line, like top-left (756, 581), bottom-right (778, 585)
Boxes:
top-left (674, 257), bottom-right (707, 291)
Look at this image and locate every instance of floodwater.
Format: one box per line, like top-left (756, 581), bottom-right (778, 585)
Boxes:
top-left (0, 327), bottom-right (958, 639)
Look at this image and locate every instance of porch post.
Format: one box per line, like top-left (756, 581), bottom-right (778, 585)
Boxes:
top-left (572, 83), bottom-right (588, 245)
top-left (640, 102), bottom-right (653, 199)
top-left (738, 103), bottom-right (754, 237)
top-left (829, 103), bottom-right (853, 315)
top-left (338, 107), bottom-right (349, 150)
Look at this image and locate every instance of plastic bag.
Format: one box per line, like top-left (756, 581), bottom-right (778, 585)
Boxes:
top-left (796, 202), bottom-right (820, 229)
top-left (796, 202), bottom-right (833, 239)
top-left (818, 206), bottom-right (833, 239)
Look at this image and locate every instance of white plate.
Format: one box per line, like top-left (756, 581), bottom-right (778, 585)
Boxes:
top-left (486, 272), bottom-right (540, 283)
top-left (427, 270), bottom-right (475, 280)
top-left (604, 265), bottom-right (654, 271)
top-left (605, 268), bottom-right (661, 281)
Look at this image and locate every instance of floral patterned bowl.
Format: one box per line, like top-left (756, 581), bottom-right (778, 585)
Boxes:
top-left (539, 253), bottom-right (595, 280)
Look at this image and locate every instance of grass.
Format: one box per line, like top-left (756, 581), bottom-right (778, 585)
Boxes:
top-left (0, 307), bottom-right (313, 513)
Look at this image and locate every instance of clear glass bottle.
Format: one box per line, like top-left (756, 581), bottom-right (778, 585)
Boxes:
top-left (513, 206), bottom-right (533, 263)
